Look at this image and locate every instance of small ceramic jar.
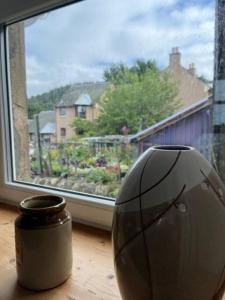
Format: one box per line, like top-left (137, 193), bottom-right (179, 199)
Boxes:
top-left (15, 194), bottom-right (73, 291)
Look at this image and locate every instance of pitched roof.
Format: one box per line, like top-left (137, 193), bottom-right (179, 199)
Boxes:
top-left (38, 111), bottom-right (55, 129)
top-left (75, 94), bottom-right (92, 106)
top-left (130, 97), bottom-right (211, 143)
top-left (28, 111), bottom-right (56, 134)
top-left (56, 82), bottom-right (109, 107)
top-left (40, 122), bottom-right (56, 134)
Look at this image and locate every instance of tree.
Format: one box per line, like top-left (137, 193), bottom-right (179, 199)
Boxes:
top-left (71, 117), bottom-right (97, 137)
top-left (27, 84), bottom-right (71, 118)
top-left (104, 59), bottom-right (157, 84)
top-left (98, 65), bottom-right (180, 135)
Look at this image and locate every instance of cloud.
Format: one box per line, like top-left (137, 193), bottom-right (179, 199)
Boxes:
top-left (22, 0), bottom-right (215, 96)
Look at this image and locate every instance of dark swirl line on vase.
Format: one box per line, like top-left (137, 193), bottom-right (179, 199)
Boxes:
top-left (141, 184), bottom-right (186, 231)
top-left (114, 184), bottom-right (186, 262)
top-left (115, 150), bottom-right (156, 205)
top-left (116, 150), bottom-right (182, 206)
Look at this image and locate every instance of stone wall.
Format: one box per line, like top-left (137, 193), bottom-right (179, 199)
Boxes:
top-left (165, 47), bottom-right (209, 108)
top-left (55, 105), bottom-right (97, 142)
top-left (55, 106), bottom-right (76, 142)
top-left (8, 22), bottom-right (30, 180)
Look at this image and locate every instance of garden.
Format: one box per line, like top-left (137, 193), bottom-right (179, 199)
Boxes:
top-left (29, 140), bottom-right (134, 198)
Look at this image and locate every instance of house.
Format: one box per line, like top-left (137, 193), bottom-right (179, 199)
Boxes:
top-left (28, 110), bottom-right (56, 144)
top-left (164, 47), bottom-right (210, 108)
top-left (40, 122), bottom-right (56, 144)
top-left (130, 97), bottom-right (212, 161)
top-left (55, 82), bottom-right (108, 143)
top-left (54, 48), bottom-right (209, 143)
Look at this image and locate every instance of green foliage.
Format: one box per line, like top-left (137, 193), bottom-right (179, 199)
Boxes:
top-left (131, 60), bottom-right (158, 76)
top-left (27, 85), bottom-right (71, 118)
top-left (51, 161), bottom-right (62, 176)
top-left (71, 117), bottom-right (97, 137)
top-left (76, 168), bottom-right (90, 177)
top-left (98, 66), bottom-right (180, 135)
top-left (49, 148), bottom-right (60, 160)
top-left (31, 160), bottom-right (39, 173)
top-left (73, 144), bottom-right (90, 160)
top-left (108, 183), bottom-right (120, 198)
top-left (30, 141), bottom-right (134, 197)
top-left (117, 146), bottom-right (133, 165)
top-left (86, 167), bottom-right (117, 184)
top-left (104, 59), bottom-right (157, 84)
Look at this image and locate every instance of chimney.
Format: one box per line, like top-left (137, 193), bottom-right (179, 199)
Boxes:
top-left (188, 63), bottom-right (196, 76)
top-left (169, 47), bottom-right (181, 67)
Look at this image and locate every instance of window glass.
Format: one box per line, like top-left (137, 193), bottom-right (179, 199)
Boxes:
top-left (8, 0), bottom-right (215, 199)
top-left (60, 128), bottom-right (66, 137)
top-left (77, 106), bottom-right (86, 118)
top-left (59, 107), bottom-right (66, 116)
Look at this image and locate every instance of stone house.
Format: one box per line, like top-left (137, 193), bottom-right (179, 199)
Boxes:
top-left (28, 110), bottom-right (56, 144)
top-left (55, 82), bottom-right (108, 143)
top-left (164, 47), bottom-right (210, 108)
top-left (55, 48), bottom-right (210, 143)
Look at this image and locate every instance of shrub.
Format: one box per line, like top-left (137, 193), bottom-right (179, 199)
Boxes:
top-left (51, 161), bottom-right (62, 176)
top-left (86, 167), bottom-right (117, 184)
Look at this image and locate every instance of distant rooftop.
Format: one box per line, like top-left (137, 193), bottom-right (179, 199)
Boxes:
top-left (75, 94), bottom-right (93, 106)
top-left (38, 111), bottom-right (55, 129)
top-left (56, 82), bottom-right (109, 107)
top-left (28, 110), bottom-right (55, 134)
top-left (40, 122), bottom-right (56, 134)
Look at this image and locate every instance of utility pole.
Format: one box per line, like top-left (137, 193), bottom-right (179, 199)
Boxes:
top-left (212, 0), bottom-right (225, 181)
top-left (34, 114), bottom-right (43, 175)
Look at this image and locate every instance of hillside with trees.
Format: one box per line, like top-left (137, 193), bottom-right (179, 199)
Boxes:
top-left (27, 84), bottom-right (71, 118)
top-left (28, 60), bottom-right (180, 137)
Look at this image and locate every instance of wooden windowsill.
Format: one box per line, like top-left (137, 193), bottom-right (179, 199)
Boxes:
top-left (0, 203), bottom-right (121, 300)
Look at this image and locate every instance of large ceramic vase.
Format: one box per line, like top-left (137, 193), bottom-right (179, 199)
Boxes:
top-left (112, 145), bottom-right (225, 300)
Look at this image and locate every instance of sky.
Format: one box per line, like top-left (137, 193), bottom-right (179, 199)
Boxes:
top-left (22, 0), bottom-right (215, 97)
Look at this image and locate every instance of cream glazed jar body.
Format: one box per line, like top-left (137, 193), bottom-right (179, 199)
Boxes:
top-left (15, 195), bottom-right (73, 291)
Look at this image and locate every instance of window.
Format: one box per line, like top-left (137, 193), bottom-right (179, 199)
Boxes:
top-left (77, 106), bottom-right (86, 118)
top-left (59, 107), bottom-right (66, 116)
top-left (60, 128), bottom-right (66, 137)
top-left (3, 0), bottom-right (216, 208)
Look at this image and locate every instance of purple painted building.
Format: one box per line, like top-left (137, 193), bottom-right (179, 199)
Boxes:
top-left (130, 97), bottom-right (212, 160)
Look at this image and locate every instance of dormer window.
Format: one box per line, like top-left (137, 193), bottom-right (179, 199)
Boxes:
top-left (59, 107), bottom-right (66, 116)
top-left (77, 106), bottom-right (86, 118)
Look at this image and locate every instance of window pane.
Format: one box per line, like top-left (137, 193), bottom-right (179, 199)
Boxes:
top-left (60, 128), bottom-right (66, 136)
top-left (7, 0), bottom-right (215, 199)
top-left (59, 107), bottom-right (66, 116)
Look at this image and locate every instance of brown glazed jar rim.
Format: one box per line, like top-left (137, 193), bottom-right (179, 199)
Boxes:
top-left (19, 195), bottom-right (66, 215)
top-left (152, 145), bottom-right (194, 151)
